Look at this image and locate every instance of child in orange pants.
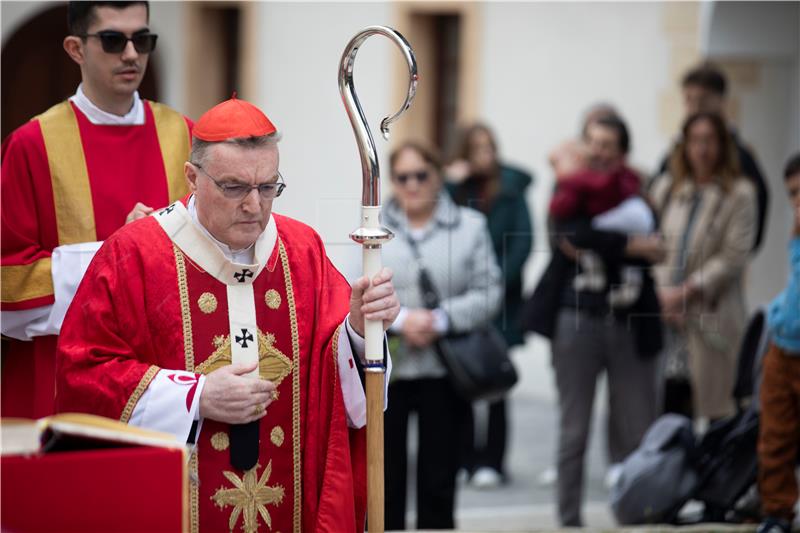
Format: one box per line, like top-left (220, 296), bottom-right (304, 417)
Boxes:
top-left (758, 153), bottom-right (800, 533)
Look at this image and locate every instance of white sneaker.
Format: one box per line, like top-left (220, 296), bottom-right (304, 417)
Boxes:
top-left (537, 466), bottom-right (557, 486)
top-left (604, 463), bottom-right (623, 489)
top-left (471, 467), bottom-right (502, 490)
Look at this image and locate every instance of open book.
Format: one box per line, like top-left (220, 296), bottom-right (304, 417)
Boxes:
top-left (1, 413), bottom-right (183, 455)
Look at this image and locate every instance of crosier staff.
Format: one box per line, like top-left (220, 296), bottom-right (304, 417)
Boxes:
top-left (338, 26), bottom-right (418, 533)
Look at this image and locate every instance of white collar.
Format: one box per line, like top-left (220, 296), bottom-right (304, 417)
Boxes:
top-left (69, 84), bottom-right (145, 125)
top-left (153, 199), bottom-right (277, 286)
top-left (188, 196), bottom-right (256, 264)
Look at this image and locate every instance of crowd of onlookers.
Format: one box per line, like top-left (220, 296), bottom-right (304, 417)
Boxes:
top-left (381, 61), bottom-right (800, 532)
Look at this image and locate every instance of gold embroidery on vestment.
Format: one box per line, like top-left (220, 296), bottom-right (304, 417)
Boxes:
top-left (212, 461), bottom-right (284, 533)
top-left (271, 426), bottom-right (285, 447)
top-left (213, 335), bottom-right (225, 348)
top-left (195, 330), bottom-right (292, 386)
top-left (265, 289), bottom-right (281, 310)
top-left (197, 292), bottom-right (217, 314)
top-left (210, 432), bottom-right (230, 451)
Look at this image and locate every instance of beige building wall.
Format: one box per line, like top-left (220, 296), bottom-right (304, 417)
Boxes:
top-left (479, 2), bottom-right (683, 288)
top-left (3, 1), bottom-right (797, 305)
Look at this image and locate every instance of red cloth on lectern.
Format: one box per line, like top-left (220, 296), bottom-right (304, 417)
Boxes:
top-left (55, 206), bottom-right (366, 532)
top-left (1, 447), bottom-right (186, 533)
top-left (1, 100), bottom-right (192, 418)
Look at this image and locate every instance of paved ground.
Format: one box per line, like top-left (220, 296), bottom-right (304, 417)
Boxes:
top-left (402, 336), bottom-right (620, 531)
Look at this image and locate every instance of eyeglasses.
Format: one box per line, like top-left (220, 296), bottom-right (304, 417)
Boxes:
top-left (80, 30), bottom-right (158, 54)
top-left (192, 163), bottom-right (286, 200)
top-left (393, 170), bottom-right (429, 185)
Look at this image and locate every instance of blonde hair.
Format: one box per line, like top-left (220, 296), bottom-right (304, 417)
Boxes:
top-left (668, 111), bottom-right (740, 193)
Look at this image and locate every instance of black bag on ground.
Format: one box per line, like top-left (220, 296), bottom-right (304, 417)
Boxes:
top-left (689, 308), bottom-right (768, 522)
top-left (693, 408), bottom-right (759, 521)
top-left (610, 414), bottom-right (699, 525)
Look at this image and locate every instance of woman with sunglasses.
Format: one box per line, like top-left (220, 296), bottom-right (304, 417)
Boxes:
top-left (382, 142), bottom-right (502, 530)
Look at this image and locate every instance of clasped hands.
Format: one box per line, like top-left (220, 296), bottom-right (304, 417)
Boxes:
top-left (200, 268), bottom-right (400, 425)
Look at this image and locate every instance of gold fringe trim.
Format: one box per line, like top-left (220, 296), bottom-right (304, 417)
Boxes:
top-left (174, 245), bottom-right (195, 371)
top-left (279, 239), bottom-right (302, 533)
top-left (189, 451), bottom-right (199, 533)
top-left (175, 243), bottom-right (200, 532)
top-left (119, 364), bottom-right (160, 423)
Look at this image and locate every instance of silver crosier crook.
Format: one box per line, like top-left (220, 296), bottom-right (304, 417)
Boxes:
top-left (338, 25), bottom-right (418, 533)
top-left (338, 26), bottom-right (418, 368)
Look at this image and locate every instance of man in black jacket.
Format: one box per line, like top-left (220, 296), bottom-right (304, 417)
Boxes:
top-left (652, 62), bottom-right (769, 251)
top-left (524, 114), bottom-right (665, 527)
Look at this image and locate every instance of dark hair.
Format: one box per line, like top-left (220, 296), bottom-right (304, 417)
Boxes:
top-left (668, 111), bottom-right (740, 191)
top-left (389, 141), bottom-right (442, 175)
top-left (785, 153), bottom-right (800, 180)
top-left (682, 62), bottom-right (727, 97)
top-left (580, 102), bottom-right (619, 138)
top-left (592, 114), bottom-right (631, 155)
top-left (454, 123), bottom-right (499, 162)
top-left (68, 1), bottom-right (150, 35)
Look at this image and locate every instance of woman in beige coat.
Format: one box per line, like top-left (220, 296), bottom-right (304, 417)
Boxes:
top-left (652, 111), bottom-right (757, 420)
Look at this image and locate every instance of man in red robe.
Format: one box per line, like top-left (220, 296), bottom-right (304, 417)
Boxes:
top-left (1, 1), bottom-right (192, 418)
top-left (56, 97), bottom-right (399, 532)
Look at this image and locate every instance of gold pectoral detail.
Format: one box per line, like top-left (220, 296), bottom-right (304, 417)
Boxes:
top-left (196, 329), bottom-right (293, 386)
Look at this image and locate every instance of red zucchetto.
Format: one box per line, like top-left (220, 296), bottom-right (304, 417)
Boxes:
top-left (193, 94), bottom-right (277, 141)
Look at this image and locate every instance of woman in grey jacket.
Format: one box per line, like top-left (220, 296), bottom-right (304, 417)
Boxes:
top-left (382, 142), bottom-right (502, 530)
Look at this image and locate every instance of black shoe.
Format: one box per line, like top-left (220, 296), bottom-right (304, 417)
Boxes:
top-left (757, 516), bottom-right (792, 533)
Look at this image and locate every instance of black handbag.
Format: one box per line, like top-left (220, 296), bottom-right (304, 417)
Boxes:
top-left (406, 233), bottom-right (518, 402)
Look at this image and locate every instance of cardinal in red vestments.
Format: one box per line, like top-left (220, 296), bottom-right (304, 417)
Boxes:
top-left (56, 96), bottom-right (399, 532)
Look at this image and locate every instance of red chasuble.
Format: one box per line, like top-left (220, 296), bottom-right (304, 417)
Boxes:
top-left (1, 100), bottom-right (192, 418)
top-left (55, 201), bottom-right (367, 533)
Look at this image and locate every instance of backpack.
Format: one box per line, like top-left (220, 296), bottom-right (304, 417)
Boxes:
top-left (610, 414), bottom-right (699, 524)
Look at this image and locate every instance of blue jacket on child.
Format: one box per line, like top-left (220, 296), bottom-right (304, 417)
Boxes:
top-left (768, 237), bottom-right (800, 353)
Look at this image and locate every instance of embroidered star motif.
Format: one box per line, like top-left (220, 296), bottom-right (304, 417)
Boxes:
top-left (234, 268), bottom-right (254, 283)
top-left (212, 461), bottom-right (284, 533)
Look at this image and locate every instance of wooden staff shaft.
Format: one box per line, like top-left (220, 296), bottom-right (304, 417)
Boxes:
top-left (361, 214), bottom-right (386, 533)
top-left (366, 371), bottom-right (385, 532)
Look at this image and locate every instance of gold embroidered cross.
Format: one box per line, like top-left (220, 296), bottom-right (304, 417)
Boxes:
top-left (212, 460), bottom-right (284, 533)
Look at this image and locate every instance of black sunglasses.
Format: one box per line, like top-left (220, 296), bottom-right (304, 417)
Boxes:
top-left (80, 31), bottom-right (158, 54)
top-left (393, 170), bottom-right (429, 185)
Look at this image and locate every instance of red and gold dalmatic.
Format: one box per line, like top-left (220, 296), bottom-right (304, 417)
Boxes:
top-left (1, 100), bottom-right (192, 418)
top-left (55, 201), bottom-right (367, 532)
